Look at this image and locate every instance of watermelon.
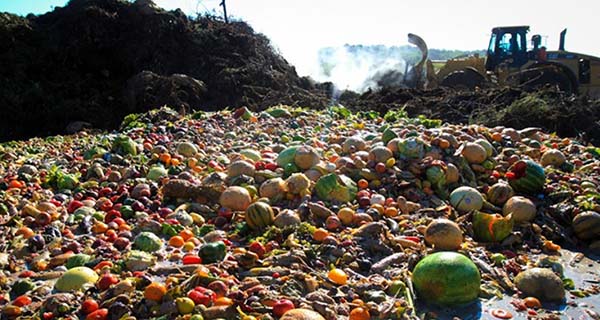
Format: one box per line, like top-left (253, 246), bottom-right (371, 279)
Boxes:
top-left (507, 160), bottom-right (545, 195)
top-left (472, 211), bottom-right (513, 242)
top-left (412, 252), bottom-right (480, 306)
top-left (246, 201), bottom-right (275, 230)
top-left (315, 173), bottom-right (357, 203)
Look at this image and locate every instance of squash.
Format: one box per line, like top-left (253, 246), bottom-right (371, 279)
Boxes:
top-left (461, 142), bottom-right (487, 164)
top-left (503, 196), bottom-right (536, 223)
top-left (412, 252), bottom-right (480, 306)
top-left (294, 145), bottom-right (320, 170)
top-left (55, 267), bottom-right (99, 292)
top-left (219, 186), bottom-right (252, 211)
top-left (273, 209), bottom-right (301, 228)
top-left (259, 178), bottom-right (287, 200)
top-left (449, 186), bottom-right (483, 212)
top-left (280, 309), bottom-right (326, 320)
top-left (472, 211), bottom-right (513, 242)
top-left (474, 139), bottom-right (494, 158)
top-left (176, 142), bottom-right (198, 157)
top-left (507, 160), bottom-right (545, 195)
top-left (514, 268), bottom-right (565, 302)
top-left (368, 146), bottom-right (393, 163)
top-left (424, 219), bottom-right (463, 250)
top-left (227, 160), bottom-right (255, 178)
top-left (315, 173), bottom-right (357, 203)
top-left (342, 136), bottom-right (367, 153)
top-left (572, 211), bottom-right (600, 240)
top-left (540, 149), bottom-right (566, 167)
top-left (487, 182), bottom-right (514, 206)
top-left (246, 202), bottom-right (275, 230)
top-left (445, 163), bottom-right (460, 184)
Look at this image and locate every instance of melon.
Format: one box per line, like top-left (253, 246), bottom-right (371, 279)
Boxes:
top-left (449, 186), bottom-right (483, 212)
top-left (487, 182), bottom-right (514, 206)
top-left (294, 145), bottom-right (320, 170)
top-left (472, 211), bottom-right (513, 242)
top-left (246, 202), bottom-right (275, 230)
top-left (412, 252), bottom-right (480, 306)
top-left (461, 142), bottom-right (487, 164)
top-left (315, 173), bottom-right (357, 203)
top-left (55, 267), bottom-right (99, 292)
top-left (228, 160), bottom-right (256, 178)
top-left (220, 186), bottom-right (252, 211)
top-left (540, 149), bottom-right (566, 167)
top-left (424, 219), bottom-right (463, 250)
top-left (503, 196), bottom-right (536, 223)
top-left (572, 211), bottom-right (600, 240)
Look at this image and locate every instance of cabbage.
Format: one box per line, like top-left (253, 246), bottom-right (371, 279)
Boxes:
top-left (133, 232), bottom-right (163, 252)
top-left (315, 173), bottom-right (357, 203)
top-left (147, 165), bottom-right (168, 181)
top-left (398, 137), bottom-right (425, 159)
top-left (112, 135), bottom-right (137, 156)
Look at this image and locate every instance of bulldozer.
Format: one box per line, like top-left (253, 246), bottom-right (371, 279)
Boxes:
top-left (408, 26), bottom-right (600, 97)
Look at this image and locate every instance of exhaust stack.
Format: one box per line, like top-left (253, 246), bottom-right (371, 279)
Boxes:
top-left (559, 28), bottom-right (567, 51)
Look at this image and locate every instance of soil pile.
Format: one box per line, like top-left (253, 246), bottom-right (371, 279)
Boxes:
top-left (0, 0), bottom-right (329, 141)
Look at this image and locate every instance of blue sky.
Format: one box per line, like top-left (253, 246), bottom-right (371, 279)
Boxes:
top-left (2, 0), bottom-right (599, 79)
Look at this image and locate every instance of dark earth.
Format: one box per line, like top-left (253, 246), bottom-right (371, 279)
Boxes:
top-left (2, 0), bottom-right (600, 145)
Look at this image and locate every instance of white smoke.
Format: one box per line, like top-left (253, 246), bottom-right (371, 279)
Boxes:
top-left (310, 45), bottom-right (407, 93)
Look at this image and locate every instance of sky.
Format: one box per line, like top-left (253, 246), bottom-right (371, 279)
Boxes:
top-left (2, 0), bottom-right (599, 78)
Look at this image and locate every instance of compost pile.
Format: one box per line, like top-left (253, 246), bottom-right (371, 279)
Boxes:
top-left (0, 105), bottom-right (599, 319)
top-left (0, 0), bottom-right (330, 141)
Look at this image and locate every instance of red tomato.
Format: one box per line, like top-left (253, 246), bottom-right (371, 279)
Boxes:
top-left (182, 255), bottom-right (202, 265)
top-left (85, 308), bottom-right (108, 320)
top-left (272, 299), bottom-right (295, 317)
top-left (13, 295), bottom-right (32, 307)
top-left (81, 299), bottom-right (99, 314)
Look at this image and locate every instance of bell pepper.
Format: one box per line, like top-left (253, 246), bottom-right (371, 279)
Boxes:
top-left (188, 286), bottom-right (216, 306)
top-left (198, 241), bottom-right (227, 264)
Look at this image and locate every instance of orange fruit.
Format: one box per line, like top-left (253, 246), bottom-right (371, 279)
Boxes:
top-left (144, 282), bottom-right (167, 302)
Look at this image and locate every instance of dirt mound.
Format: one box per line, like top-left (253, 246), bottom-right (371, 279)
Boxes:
top-left (0, 0), bottom-right (330, 141)
top-left (339, 86), bottom-right (600, 145)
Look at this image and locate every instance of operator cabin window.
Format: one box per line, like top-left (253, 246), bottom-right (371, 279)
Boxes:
top-left (498, 33), bottom-right (522, 55)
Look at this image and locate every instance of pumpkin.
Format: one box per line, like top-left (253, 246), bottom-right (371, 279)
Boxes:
top-left (280, 309), bottom-right (326, 320)
top-left (273, 209), bottom-right (301, 228)
top-left (227, 160), bottom-right (255, 178)
top-left (259, 178), bottom-right (287, 200)
top-left (572, 211), bottom-right (600, 240)
top-left (285, 173), bottom-right (311, 194)
top-left (315, 173), bottom-right (357, 203)
top-left (449, 186), bottom-right (483, 212)
top-left (133, 232), bottom-right (163, 252)
top-left (507, 160), bottom-right (545, 195)
top-left (412, 252), bottom-right (480, 306)
top-left (474, 139), bottom-right (494, 158)
top-left (219, 186), bottom-right (252, 211)
top-left (246, 202), bottom-right (275, 230)
top-left (461, 142), bottom-right (487, 164)
top-left (424, 219), bottom-right (463, 250)
top-left (487, 182), bottom-right (514, 206)
top-left (276, 146), bottom-right (299, 168)
top-left (342, 136), bottom-right (367, 153)
top-left (294, 145), bottom-right (320, 170)
top-left (445, 163), bottom-right (460, 183)
top-left (540, 149), bottom-right (566, 167)
top-left (176, 142), bottom-right (198, 157)
top-left (472, 211), bottom-right (513, 242)
top-left (368, 146), bottom-right (393, 163)
top-left (514, 268), bottom-right (565, 302)
top-left (55, 267), bottom-right (99, 292)
top-left (503, 196), bottom-right (536, 223)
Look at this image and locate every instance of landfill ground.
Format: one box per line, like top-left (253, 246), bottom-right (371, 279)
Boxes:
top-left (1, 105), bottom-right (599, 320)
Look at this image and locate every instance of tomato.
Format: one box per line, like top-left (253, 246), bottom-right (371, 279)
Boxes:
top-left (272, 299), bottom-right (294, 317)
top-left (182, 255), bottom-right (202, 265)
top-left (81, 299), bottom-right (99, 314)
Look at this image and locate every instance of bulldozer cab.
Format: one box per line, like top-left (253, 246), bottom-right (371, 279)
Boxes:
top-left (485, 26), bottom-right (530, 71)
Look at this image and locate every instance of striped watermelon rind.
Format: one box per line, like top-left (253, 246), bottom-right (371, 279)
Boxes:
top-left (572, 211), bottom-right (600, 240)
top-left (508, 160), bottom-right (545, 195)
top-left (245, 202), bottom-right (275, 230)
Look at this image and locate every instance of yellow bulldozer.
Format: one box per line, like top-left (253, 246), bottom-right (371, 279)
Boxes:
top-left (408, 26), bottom-right (600, 97)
